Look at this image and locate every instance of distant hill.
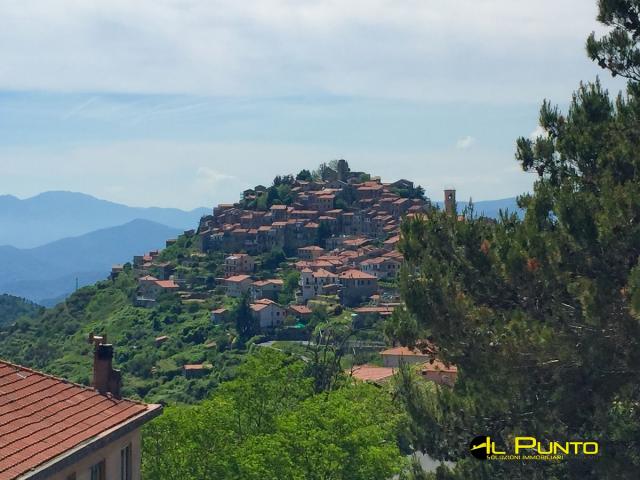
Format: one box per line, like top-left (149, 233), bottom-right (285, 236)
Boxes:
top-left (0, 294), bottom-right (43, 327)
top-left (0, 219), bottom-right (182, 305)
top-left (434, 197), bottom-right (522, 218)
top-left (0, 191), bottom-right (208, 248)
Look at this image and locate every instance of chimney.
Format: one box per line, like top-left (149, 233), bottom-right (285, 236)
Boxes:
top-left (444, 189), bottom-right (456, 215)
top-left (88, 333), bottom-right (122, 398)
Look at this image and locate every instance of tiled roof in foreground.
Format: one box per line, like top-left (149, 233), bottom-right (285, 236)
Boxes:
top-left (0, 360), bottom-right (161, 480)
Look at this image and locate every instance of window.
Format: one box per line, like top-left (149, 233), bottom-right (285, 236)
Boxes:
top-left (90, 460), bottom-right (105, 480)
top-left (121, 443), bottom-right (132, 480)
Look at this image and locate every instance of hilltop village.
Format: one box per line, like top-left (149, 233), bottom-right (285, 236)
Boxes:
top-left (120, 160), bottom-right (458, 385)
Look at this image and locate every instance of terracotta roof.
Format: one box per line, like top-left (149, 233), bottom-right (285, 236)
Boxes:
top-left (289, 305), bottom-right (312, 315)
top-left (183, 364), bottom-right (212, 371)
top-left (299, 246), bottom-right (325, 251)
top-left (0, 360), bottom-right (161, 480)
top-left (360, 257), bottom-right (397, 265)
top-left (155, 280), bottom-right (178, 289)
top-left (227, 253), bottom-right (249, 259)
top-left (313, 268), bottom-right (337, 278)
top-left (211, 308), bottom-right (228, 314)
top-left (349, 365), bottom-right (396, 383)
top-left (225, 275), bottom-right (252, 283)
top-left (339, 269), bottom-right (377, 280)
top-left (380, 342), bottom-right (437, 357)
top-left (420, 359), bottom-right (458, 374)
top-left (250, 299), bottom-right (280, 312)
top-left (252, 279), bottom-right (284, 287)
top-left (138, 275), bottom-right (159, 282)
top-left (353, 306), bottom-right (396, 315)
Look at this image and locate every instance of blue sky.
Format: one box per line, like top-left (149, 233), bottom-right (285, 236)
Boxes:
top-left (0, 0), bottom-right (626, 209)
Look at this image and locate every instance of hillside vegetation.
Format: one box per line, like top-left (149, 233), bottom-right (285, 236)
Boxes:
top-left (0, 294), bottom-right (43, 327)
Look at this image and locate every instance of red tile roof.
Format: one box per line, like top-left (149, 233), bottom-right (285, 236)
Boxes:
top-left (289, 305), bottom-right (312, 315)
top-left (339, 269), bottom-right (377, 280)
top-left (225, 275), bottom-right (252, 283)
top-left (420, 359), bottom-right (458, 374)
top-left (349, 365), bottom-right (396, 383)
top-left (138, 275), bottom-right (158, 282)
top-left (380, 342), bottom-right (437, 357)
top-left (155, 280), bottom-right (179, 289)
top-left (0, 360), bottom-right (161, 480)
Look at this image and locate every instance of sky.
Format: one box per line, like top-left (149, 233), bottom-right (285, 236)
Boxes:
top-left (0, 0), bottom-right (627, 210)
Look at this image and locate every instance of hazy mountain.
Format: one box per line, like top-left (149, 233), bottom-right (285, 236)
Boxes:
top-left (0, 219), bottom-right (182, 305)
top-left (0, 191), bottom-right (208, 248)
top-left (435, 197), bottom-right (522, 218)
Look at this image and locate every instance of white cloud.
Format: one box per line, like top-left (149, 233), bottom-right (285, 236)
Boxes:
top-left (456, 136), bottom-right (476, 150)
top-left (0, 139), bottom-right (534, 208)
top-left (0, 0), bottom-right (621, 102)
top-left (529, 125), bottom-right (547, 140)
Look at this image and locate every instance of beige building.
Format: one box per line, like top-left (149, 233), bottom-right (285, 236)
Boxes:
top-left (0, 335), bottom-right (161, 480)
top-left (297, 246), bottom-right (326, 261)
top-left (250, 299), bottom-right (287, 329)
top-left (224, 274), bottom-right (253, 297)
top-left (224, 253), bottom-right (255, 277)
top-left (380, 345), bottom-right (436, 368)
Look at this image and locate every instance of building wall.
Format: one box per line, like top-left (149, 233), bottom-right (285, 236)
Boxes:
top-left (255, 305), bottom-right (286, 328)
top-left (50, 429), bottom-right (142, 480)
top-left (382, 354), bottom-right (430, 368)
top-left (340, 278), bottom-right (378, 306)
top-left (422, 370), bottom-right (457, 387)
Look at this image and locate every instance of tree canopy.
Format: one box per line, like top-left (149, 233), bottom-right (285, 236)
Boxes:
top-left (390, 5), bottom-right (640, 478)
top-left (143, 349), bottom-right (407, 480)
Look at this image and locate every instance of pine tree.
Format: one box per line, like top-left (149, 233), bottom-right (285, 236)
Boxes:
top-left (587, 0), bottom-right (640, 80)
top-left (391, 3), bottom-right (640, 478)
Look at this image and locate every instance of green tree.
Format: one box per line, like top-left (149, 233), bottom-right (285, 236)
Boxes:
top-left (296, 169), bottom-right (313, 181)
top-left (587, 0), bottom-right (640, 80)
top-left (143, 350), bottom-right (406, 480)
top-left (233, 293), bottom-right (258, 344)
top-left (390, 8), bottom-right (640, 479)
top-left (262, 247), bottom-right (286, 271)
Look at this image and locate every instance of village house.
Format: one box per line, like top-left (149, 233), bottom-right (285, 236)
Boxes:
top-left (250, 298), bottom-right (288, 329)
top-left (348, 365), bottom-right (396, 385)
top-left (380, 344), bottom-right (438, 368)
top-left (224, 274), bottom-right (253, 297)
top-left (299, 268), bottom-right (340, 302)
top-left (250, 279), bottom-right (284, 301)
top-left (136, 275), bottom-right (179, 306)
top-left (338, 269), bottom-right (378, 306)
top-left (224, 253), bottom-right (255, 277)
top-left (359, 256), bottom-right (402, 279)
top-left (211, 307), bottom-right (228, 324)
top-left (0, 336), bottom-right (162, 480)
top-left (110, 264), bottom-right (124, 280)
top-left (288, 304), bottom-right (313, 321)
top-left (420, 360), bottom-right (458, 387)
top-left (183, 363), bottom-right (212, 379)
top-left (297, 245), bottom-right (326, 261)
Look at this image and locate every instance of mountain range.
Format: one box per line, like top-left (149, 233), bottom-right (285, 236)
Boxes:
top-left (434, 197), bottom-right (522, 219)
top-left (0, 219), bottom-right (182, 306)
top-left (0, 191), bottom-right (209, 248)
